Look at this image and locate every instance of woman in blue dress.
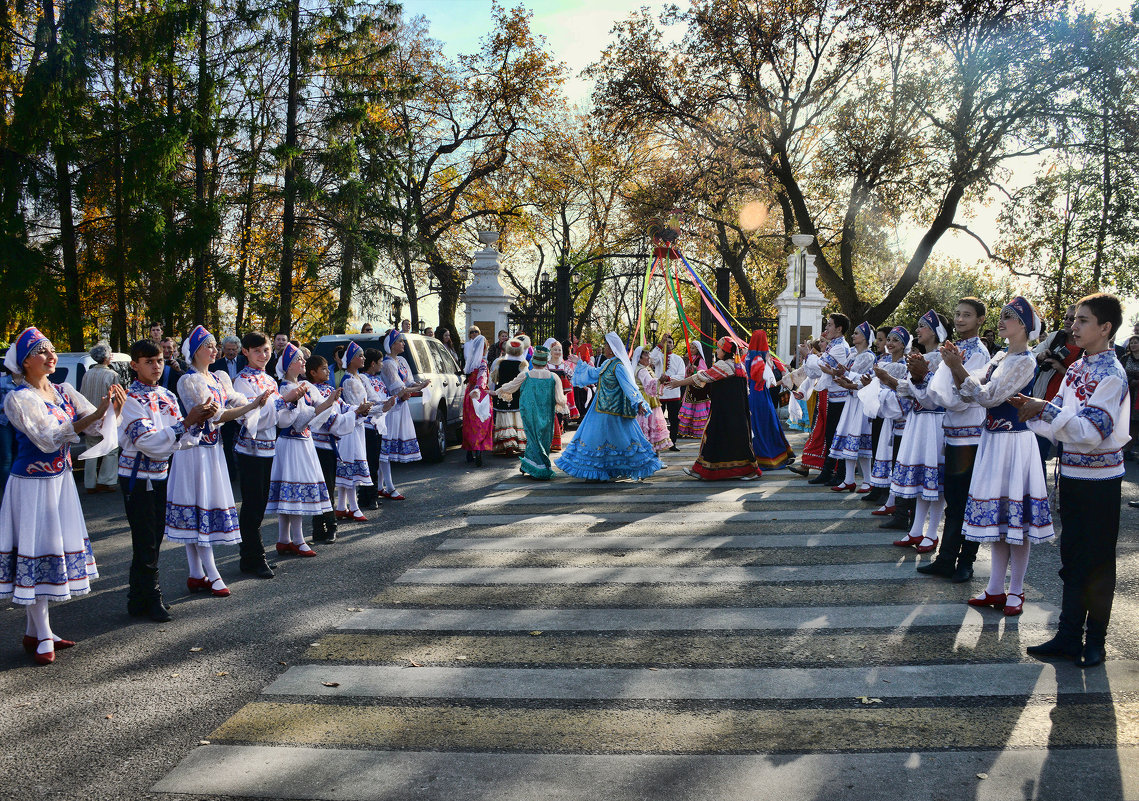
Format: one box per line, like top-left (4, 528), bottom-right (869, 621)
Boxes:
top-left (745, 330), bottom-right (794, 470)
top-left (556, 333), bottom-right (663, 481)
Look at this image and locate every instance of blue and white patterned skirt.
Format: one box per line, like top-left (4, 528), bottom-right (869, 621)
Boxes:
top-left (335, 424), bottom-right (373, 488)
top-left (829, 394), bottom-right (873, 461)
top-left (267, 436), bottom-right (333, 516)
top-left (890, 411), bottom-right (945, 501)
top-left (963, 429), bottom-right (1054, 545)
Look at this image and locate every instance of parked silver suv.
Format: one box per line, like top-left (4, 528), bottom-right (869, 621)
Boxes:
top-left (312, 333), bottom-right (464, 462)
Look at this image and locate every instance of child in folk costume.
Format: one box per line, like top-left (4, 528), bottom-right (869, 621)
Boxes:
top-left (462, 330), bottom-right (493, 466)
top-left (493, 346), bottom-right (569, 480)
top-left (827, 322), bottom-right (877, 492)
top-left (887, 311), bottom-right (950, 552)
top-left (306, 357), bottom-right (351, 543)
top-left (233, 331), bottom-right (287, 579)
top-left (631, 345), bottom-right (673, 452)
top-left (361, 348), bottom-right (399, 503)
top-left (677, 342), bottom-right (711, 438)
top-left (490, 338), bottom-right (529, 456)
top-left (1022, 293), bottom-right (1131, 667)
top-left (267, 344), bottom-right (348, 556)
top-left (379, 329), bottom-right (428, 499)
top-left (862, 327), bottom-right (912, 516)
top-left (544, 338), bottom-right (578, 452)
top-left (666, 337), bottom-right (761, 480)
top-left (335, 342), bottom-right (375, 521)
top-left (744, 330), bottom-right (794, 470)
top-left (120, 340), bottom-right (212, 623)
top-left (931, 297), bottom-right (1053, 617)
top-left (571, 341), bottom-right (594, 414)
top-left (558, 333), bottom-right (662, 481)
top-left (165, 327), bottom-right (268, 598)
top-left (0, 328), bottom-right (124, 664)
top-left (917, 298), bottom-right (992, 583)
top-left (804, 314), bottom-right (853, 485)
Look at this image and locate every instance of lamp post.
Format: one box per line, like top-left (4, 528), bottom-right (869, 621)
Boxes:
top-left (416, 319), bottom-right (425, 335)
top-left (790, 233), bottom-right (815, 355)
top-left (649, 317), bottom-right (658, 345)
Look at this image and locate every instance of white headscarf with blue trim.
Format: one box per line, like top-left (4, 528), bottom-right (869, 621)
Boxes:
top-left (3, 327), bottom-right (49, 375)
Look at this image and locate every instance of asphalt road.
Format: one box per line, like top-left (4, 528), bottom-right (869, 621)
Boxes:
top-left (2, 439), bottom-right (1139, 801)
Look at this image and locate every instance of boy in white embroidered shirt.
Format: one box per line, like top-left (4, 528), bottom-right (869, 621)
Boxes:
top-left (1014, 292), bottom-right (1132, 668)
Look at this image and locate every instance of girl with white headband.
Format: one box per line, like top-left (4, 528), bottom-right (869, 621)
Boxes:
top-left (938, 297), bottom-right (1053, 617)
top-left (335, 341), bottom-right (375, 521)
top-left (865, 326), bottom-right (913, 519)
top-left (165, 326), bottom-right (270, 599)
top-left (0, 327), bottom-right (124, 664)
top-left (378, 330), bottom-right (429, 499)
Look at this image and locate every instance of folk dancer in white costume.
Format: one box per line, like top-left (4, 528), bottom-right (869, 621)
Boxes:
top-left (0, 327), bottom-right (124, 664)
top-left (165, 326), bottom-right (269, 598)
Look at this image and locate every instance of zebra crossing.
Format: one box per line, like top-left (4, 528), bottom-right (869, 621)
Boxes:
top-left (154, 438), bottom-right (1139, 800)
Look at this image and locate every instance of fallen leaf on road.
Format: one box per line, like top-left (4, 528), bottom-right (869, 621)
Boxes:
top-left (199, 740), bottom-right (210, 745)
top-left (346, 607), bottom-right (363, 612)
top-left (170, 673), bottom-right (180, 678)
top-left (104, 714), bottom-right (114, 720)
top-left (216, 672), bottom-right (229, 677)
top-left (189, 647), bottom-right (202, 652)
top-left (529, 631), bottom-right (543, 636)
top-left (408, 660), bottom-right (423, 667)
top-left (310, 643), bottom-right (321, 647)
top-left (976, 773), bottom-right (988, 780)
top-left (648, 668), bottom-right (659, 671)
top-left (278, 661), bottom-right (288, 666)
top-left (857, 697), bottom-right (883, 705)
top-left (321, 681), bottom-right (340, 687)
top-left (456, 655), bottom-right (468, 660)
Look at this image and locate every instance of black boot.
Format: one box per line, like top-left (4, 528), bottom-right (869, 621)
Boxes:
top-left (920, 522), bottom-right (965, 578)
top-left (314, 511), bottom-right (337, 543)
top-left (466, 449), bottom-right (474, 463)
top-left (808, 469), bottom-right (833, 485)
top-left (1029, 584), bottom-right (1085, 660)
top-left (860, 486), bottom-right (884, 503)
top-left (952, 540), bottom-right (980, 583)
top-left (475, 451), bottom-right (483, 467)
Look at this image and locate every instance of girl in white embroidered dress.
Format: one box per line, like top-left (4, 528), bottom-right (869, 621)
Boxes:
top-left (166, 327), bottom-right (269, 598)
top-left (335, 343), bottom-right (375, 521)
top-left (0, 328), bottom-right (125, 664)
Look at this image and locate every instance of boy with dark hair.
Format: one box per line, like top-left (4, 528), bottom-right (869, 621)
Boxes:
top-left (918, 297), bottom-right (990, 582)
top-left (1018, 292), bottom-right (1130, 668)
top-left (119, 340), bottom-right (213, 621)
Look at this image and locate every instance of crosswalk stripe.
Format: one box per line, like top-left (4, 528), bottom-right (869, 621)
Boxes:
top-left (493, 478), bottom-right (817, 490)
top-left (261, 661), bottom-right (1139, 701)
top-left (395, 563), bottom-right (984, 584)
top-left (466, 508), bottom-right (872, 525)
top-left (203, 700), bottom-right (1139, 753)
top-left (154, 745), bottom-right (1139, 801)
top-left (435, 533), bottom-right (957, 549)
top-left (338, 603), bottom-right (1057, 631)
top-left (471, 491), bottom-right (845, 506)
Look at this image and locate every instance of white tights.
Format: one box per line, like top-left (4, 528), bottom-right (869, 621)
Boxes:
top-left (185, 542), bottom-right (221, 582)
top-left (985, 540), bottom-right (1032, 598)
top-left (844, 456), bottom-right (872, 486)
top-left (908, 497), bottom-right (944, 545)
top-left (25, 599), bottom-right (55, 653)
top-left (378, 460), bottom-right (395, 494)
top-left (277, 513), bottom-right (313, 551)
top-left (337, 486), bottom-right (359, 513)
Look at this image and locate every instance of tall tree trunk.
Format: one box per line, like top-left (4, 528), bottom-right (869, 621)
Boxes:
top-left (1091, 95), bottom-right (1111, 290)
top-left (278, 0), bottom-right (300, 334)
top-left (191, 0), bottom-right (209, 324)
top-left (160, 41), bottom-right (176, 329)
top-left (111, 0), bottom-right (127, 349)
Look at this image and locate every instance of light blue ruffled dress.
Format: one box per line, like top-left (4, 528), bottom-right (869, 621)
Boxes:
top-left (556, 359), bottom-right (663, 481)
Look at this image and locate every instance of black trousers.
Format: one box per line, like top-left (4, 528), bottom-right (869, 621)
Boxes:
top-left (314, 446), bottom-right (339, 537)
top-left (662, 398), bottom-right (682, 444)
top-left (821, 400), bottom-right (845, 476)
top-left (237, 452), bottom-right (272, 564)
top-left (220, 420), bottom-right (239, 479)
top-left (361, 428), bottom-right (380, 505)
top-left (1058, 475), bottom-right (1122, 647)
top-left (936, 443), bottom-right (980, 567)
top-left (122, 475), bottom-right (167, 606)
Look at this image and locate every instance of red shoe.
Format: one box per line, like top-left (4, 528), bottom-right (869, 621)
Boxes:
top-left (31, 639), bottom-right (54, 665)
top-left (378, 490), bottom-right (392, 498)
top-left (187, 575), bottom-right (211, 593)
top-left (914, 537), bottom-right (939, 554)
top-left (295, 544), bottom-right (317, 557)
top-left (892, 534), bottom-right (923, 547)
top-left (388, 492), bottom-right (405, 501)
top-left (856, 485), bottom-right (872, 494)
top-left (209, 578), bottom-right (231, 598)
top-left (830, 483), bottom-right (856, 493)
top-left (871, 505), bottom-right (896, 517)
top-left (335, 510), bottom-right (352, 520)
top-left (1002, 592), bottom-right (1024, 616)
top-left (276, 542), bottom-right (296, 556)
top-left (351, 510), bottom-right (368, 522)
top-left (968, 591), bottom-right (1007, 609)
top-left (24, 635), bottom-right (73, 651)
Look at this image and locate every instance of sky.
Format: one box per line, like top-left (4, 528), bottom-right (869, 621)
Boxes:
top-left (399, 0), bottom-right (1139, 326)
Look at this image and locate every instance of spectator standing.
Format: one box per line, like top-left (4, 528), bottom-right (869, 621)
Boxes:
top-left (79, 343), bottom-right (121, 494)
top-left (211, 335), bottom-right (246, 480)
top-left (487, 330), bottom-right (509, 364)
top-left (265, 331), bottom-right (290, 379)
top-left (0, 366), bottom-right (16, 491)
top-left (360, 323), bottom-right (374, 334)
top-left (149, 323), bottom-right (164, 346)
top-left (1122, 334), bottom-right (1139, 461)
top-left (658, 335), bottom-right (685, 450)
top-left (400, 319), bottom-right (412, 334)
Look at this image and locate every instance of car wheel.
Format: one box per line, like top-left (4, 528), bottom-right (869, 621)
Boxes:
top-left (420, 404), bottom-right (448, 463)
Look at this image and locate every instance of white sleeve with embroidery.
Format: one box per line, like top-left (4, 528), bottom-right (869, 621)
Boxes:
top-left (3, 387), bottom-right (82, 453)
top-left (958, 352), bottom-right (1037, 408)
top-left (1034, 373), bottom-right (1130, 450)
top-left (118, 396), bottom-right (198, 459)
